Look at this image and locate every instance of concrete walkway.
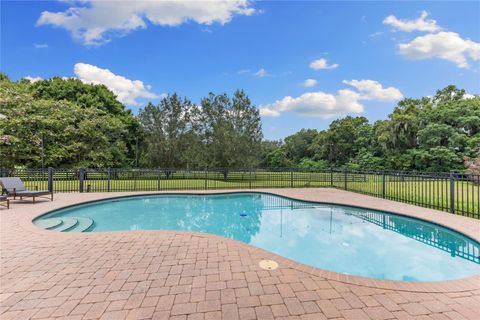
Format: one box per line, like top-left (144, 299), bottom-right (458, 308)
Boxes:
top-left (1, 189), bottom-right (479, 320)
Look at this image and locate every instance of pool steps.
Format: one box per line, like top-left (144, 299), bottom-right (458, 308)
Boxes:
top-left (34, 217), bottom-right (94, 232)
top-left (34, 218), bottom-right (63, 230)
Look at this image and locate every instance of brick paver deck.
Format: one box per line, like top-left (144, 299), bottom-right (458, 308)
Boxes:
top-left (1, 189), bottom-right (479, 320)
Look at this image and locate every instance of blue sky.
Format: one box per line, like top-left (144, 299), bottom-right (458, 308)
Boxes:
top-left (1, 1), bottom-right (479, 140)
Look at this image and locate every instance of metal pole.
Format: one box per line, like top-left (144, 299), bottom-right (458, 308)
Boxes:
top-left (330, 167), bottom-right (333, 187)
top-left (41, 133), bottom-right (45, 172)
top-left (382, 171), bottom-right (386, 198)
top-left (79, 168), bottom-right (84, 193)
top-left (135, 137), bottom-right (139, 168)
top-left (107, 168), bottom-right (111, 192)
top-left (249, 169), bottom-right (252, 189)
top-left (290, 170), bottom-right (293, 188)
top-left (344, 168), bottom-right (347, 190)
top-left (204, 168), bottom-right (208, 190)
top-left (450, 172), bottom-right (455, 213)
top-left (47, 167), bottom-right (53, 192)
top-left (134, 170), bottom-right (137, 191)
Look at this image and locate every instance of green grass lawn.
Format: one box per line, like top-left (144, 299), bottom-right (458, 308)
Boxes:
top-left (18, 170), bottom-right (479, 218)
top-left (342, 178), bottom-right (479, 217)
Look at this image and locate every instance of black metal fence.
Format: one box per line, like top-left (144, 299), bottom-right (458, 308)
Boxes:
top-left (0, 167), bottom-right (478, 219)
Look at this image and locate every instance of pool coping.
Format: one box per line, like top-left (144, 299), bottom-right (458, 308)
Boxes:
top-left (16, 189), bottom-right (480, 293)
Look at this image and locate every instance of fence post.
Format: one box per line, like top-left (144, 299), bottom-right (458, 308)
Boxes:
top-left (382, 171), bottom-right (386, 198)
top-left (330, 168), bottom-right (333, 187)
top-left (107, 168), bottom-right (111, 192)
top-left (249, 169), bottom-right (252, 189)
top-left (157, 169), bottom-right (161, 190)
top-left (344, 168), bottom-right (348, 190)
top-left (47, 167), bottom-right (53, 192)
top-left (133, 170), bottom-right (137, 191)
top-left (450, 172), bottom-right (455, 213)
top-left (79, 168), bottom-right (84, 193)
top-left (204, 168), bottom-right (208, 190)
top-left (290, 170), bottom-right (293, 188)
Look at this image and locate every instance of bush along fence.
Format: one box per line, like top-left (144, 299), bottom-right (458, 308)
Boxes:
top-left (0, 167), bottom-right (478, 219)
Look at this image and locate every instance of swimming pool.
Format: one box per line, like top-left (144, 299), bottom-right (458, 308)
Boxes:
top-left (34, 192), bottom-right (480, 281)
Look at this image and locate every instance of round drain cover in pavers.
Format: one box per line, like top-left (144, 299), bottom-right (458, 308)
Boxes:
top-left (259, 259), bottom-right (278, 270)
top-left (34, 218), bottom-right (63, 230)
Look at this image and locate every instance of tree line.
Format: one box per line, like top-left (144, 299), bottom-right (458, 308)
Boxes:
top-left (266, 86), bottom-right (479, 172)
top-left (137, 91), bottom-right (262, 170)
top-left (0, 73), bottom-right (478, 172)
top-left (0, 74), bottom-right (263, 170)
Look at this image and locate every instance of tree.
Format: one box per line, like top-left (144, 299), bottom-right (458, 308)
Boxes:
top-left (388, 98), bottom-right (429, 150)
top-left (379, 86), bottom-right (478, 171)
top-left (199, 90), bottom-right (262, 175)
top-left (417, 124), bottom-right (465, 150)
top-left (138, 95), bottom-right (200, 170)
top-left (30, 77), bottom-right (141, 162)
top-left (464, 156), bottom-right (480, 175)
top-left (255, 86), bottom-right (478, 172)
top-left (0, 76), bottom-right (139, 168)
top-left (2, 72), bottom-right (477, 174)
top-left (431, 85), bottom-right (467, 105)
top-left (264, 148), bottom-right (292, 168)
top-left (298, 158), bottom-right (329, 170)
top-left (137, 90), bottom-right (262, 174)
top-left (229, 90), bottom-right (263, 168)
top-left (283, 129), bottom-right (318, 163)
top-left (259, 140), bottom-right (283, 167)
top-left (31, 77), bottom-right (126, 115)
top-left (348, 149), bottom-right (384, 170)
top-left (324, 116), bottom-right (371, 164)
top-left (405, 147), bottom-right (463, 172)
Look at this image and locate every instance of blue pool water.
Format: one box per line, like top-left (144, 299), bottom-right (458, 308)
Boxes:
top-left (35, 192), bottom-right (480, 281)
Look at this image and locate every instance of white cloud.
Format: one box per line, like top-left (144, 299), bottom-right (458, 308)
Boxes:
top-left (74, 63), bottom-right (159, 105)
top-left (309, 58), bottom-right (339, 70)
top-left (383, 10), bottom-right (441, 33)
top-left (24, 76), bottom-right (43, 83)
top-left (302, 79), bottom-right (317, 87)
top-left (237, 69), bottom-right (251, 74)
top-left (369, 31), bottom-right (383, 38)
top-left (398, 31), bottom-right (480, 69)
top-left (254, 68), bottom-right (268, 77)
top-left (383, 10), bottom-right (479, 69)
top-left (260, 80), bottom-right (402, 118)
top-left (34, 43), bottom-right (48, 49)
top-left (342, 80), bottom-right (403, 101)
top-left (464, 93), bottom-right (477, 99)
top-left (260, 90), bottom-right (362, 118)
top-left (37, 0), bottom-right (255, 45)
top-left (259, 108), bottom-right (281, 117)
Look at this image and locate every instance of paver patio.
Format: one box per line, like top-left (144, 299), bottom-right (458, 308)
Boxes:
top-left (1, 188), bottom-right (479, 320)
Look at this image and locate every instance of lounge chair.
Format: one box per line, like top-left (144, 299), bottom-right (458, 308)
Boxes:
top-left (0, 195), bottom-right (9, 209)
top-left (0, 177), bottom-right (53, 204)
